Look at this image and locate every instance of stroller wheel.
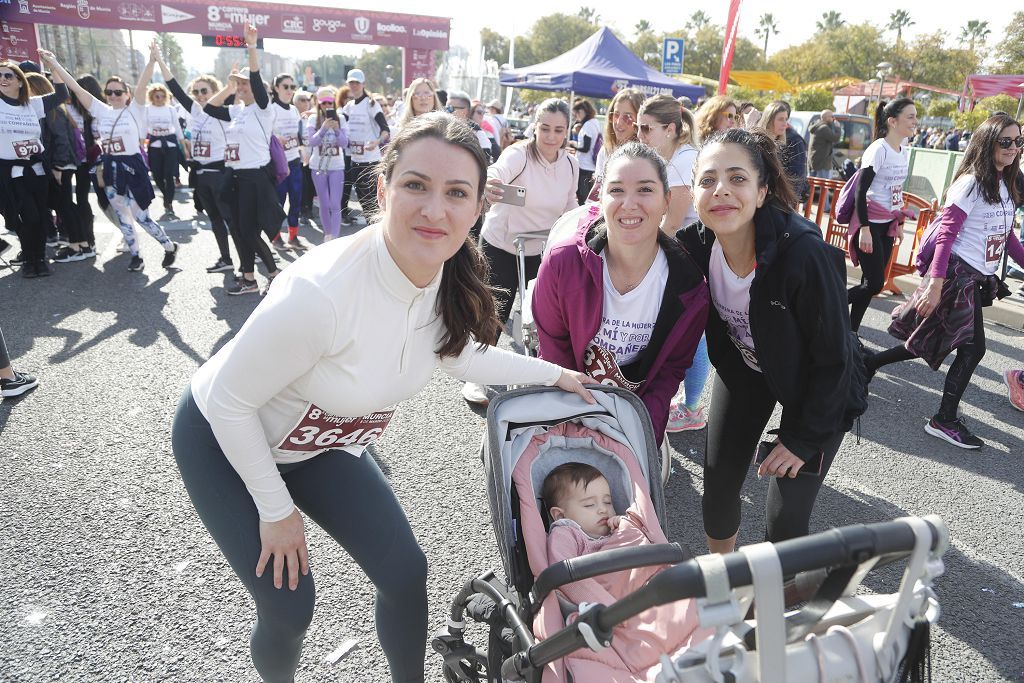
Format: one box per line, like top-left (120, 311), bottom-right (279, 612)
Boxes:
top-left (660, 437), bottom-right (672, 486)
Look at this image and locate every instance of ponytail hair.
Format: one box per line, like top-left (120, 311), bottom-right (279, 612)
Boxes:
top-left (874, 98), bottom-right (914, 140)
top-left (375, 112), bottom-right (500, 356)
top-left (699, 128), bottom-right (797, 213)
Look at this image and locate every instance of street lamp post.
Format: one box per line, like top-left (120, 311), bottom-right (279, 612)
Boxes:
top-left (875, 61), bottom-right (893, 104)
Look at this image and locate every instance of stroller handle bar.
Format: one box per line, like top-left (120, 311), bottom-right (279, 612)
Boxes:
top-left (531, 543), bottom-right (689, 613)
top-left (502, 516), bottom-right (948, 680)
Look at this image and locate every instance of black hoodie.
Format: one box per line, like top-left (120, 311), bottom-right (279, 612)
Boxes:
top-left (677, 205), bottom-right (855, 461)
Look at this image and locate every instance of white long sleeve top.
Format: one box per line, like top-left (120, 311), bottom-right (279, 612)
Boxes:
top-left (190, 224), bottom-right (562, 522)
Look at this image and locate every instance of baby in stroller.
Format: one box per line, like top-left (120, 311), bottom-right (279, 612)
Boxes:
top-left (531, 426), bottom-right (706, 682)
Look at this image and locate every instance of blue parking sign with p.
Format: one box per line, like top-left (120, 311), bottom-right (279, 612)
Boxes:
top-left (662, 38), bottom-right (684, 75)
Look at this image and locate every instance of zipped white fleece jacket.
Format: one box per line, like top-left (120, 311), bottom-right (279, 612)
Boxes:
top-left (191, 224), bottom-right (561, 522)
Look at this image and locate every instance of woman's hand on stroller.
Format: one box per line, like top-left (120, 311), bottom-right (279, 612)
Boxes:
top-left (256, 508), bottom-right (310, 591)
top-left (555, 369), bottom-right (597, 404)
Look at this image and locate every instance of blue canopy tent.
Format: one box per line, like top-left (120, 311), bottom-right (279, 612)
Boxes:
top-left (499, 27), bottom-right (705, 102)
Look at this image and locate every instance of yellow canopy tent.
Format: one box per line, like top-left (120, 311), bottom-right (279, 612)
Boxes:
top-left (728, 71), bottom-right (794, 91)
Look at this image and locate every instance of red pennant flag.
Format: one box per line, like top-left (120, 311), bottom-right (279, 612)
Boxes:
top-left (718, 0), bottom-right (743, 96)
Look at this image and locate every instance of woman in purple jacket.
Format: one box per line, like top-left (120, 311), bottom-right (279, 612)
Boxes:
top-left (533, 142), bottom-right (710, 443)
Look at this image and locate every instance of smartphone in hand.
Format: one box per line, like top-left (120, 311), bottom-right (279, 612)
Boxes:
top-left (492, 183), bottom-right (527, 207)
top-left (752, 440), bottom-right (823, 477)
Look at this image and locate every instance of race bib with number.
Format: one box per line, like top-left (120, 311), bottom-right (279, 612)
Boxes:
top-left (12, 138), bottom-right (42, 159)
top-left (276, 403), bottom-right (395, 454)
top-left (583, 343), bottom-right (641, 392)
top-left (323, 145), bottom-right (340, 157)
top-left (890, 185), bottom-right (903, 209)
top-left (282, 135), bottom-right (299, 151)
top-left (101, 137), bottom-right (126, 155)
top-left (152, 127), bottom-right (171, 136)
top-left (348, 142), bottom-right (364, 155)
top-left (192, 141), bottom-right (211, 159)
top-left (985, 233), bottom-right (1006, 265)
top-left (224, 144), bottom-right (240, 162)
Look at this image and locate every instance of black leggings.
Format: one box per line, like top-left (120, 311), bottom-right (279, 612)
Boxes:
top-left (73, 164), bottom-right (97, 245)
top-left (148, 144), bottom-right (179, 210)
top-left (0, 323), bottom-right (10, 369)
top-left (576, 169), bottom-right (594, 205)
top-left (171, 388), bottom-right (428, 683)
top-left (193, 169), bottom-right (234, 263)
top-left (848, 220), bottom-right (894, 332)
top-left (704, 369), bottom-right (844, 542)
top-left (51, 170), bottom-right (86, 244)
top-left (350, 160), bottom-right (380, 218)
top-left (481, 237), bottom-right (540, 327)
top-left (868, 286), bottom-right (986, 422)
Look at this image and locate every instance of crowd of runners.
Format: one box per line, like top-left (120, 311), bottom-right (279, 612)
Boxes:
top-left (2, 25), bottom-right (1023, 681)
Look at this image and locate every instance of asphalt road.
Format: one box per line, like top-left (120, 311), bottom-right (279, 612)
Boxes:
top-left (1, 192), bottom-right (1022, 682)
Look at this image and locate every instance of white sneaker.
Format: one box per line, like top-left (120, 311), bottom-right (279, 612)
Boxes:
top-left (115, 238), bottom-right (130, 253)
top-left (461, 382), bottom-right (490, 405)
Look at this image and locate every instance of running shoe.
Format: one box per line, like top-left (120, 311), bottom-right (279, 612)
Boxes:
top-left (116, 239), bottom-right (131, 253)
top-left (287, 236), bottom-right (307, 250)
top-left (226, 278), bottom-right (259, 296)
top-left (461, 382), bottom-right (491, 405)
top-left (206, 257), bottom-right (234, 273)
top-left (1, 371), bottom-right (38, 398)
top-left (271, 235), bottom-right (287, 250)
top-left (341, 211), bottom-right (353, 227)
top-left (666, 405), bottom-right (707, 432)
top-left (80, 245), bottom-right (96, 259)
top-left (260, 272), bottom-right (279, 297)
top-left (1004, 370), bottom-right (1024, 412)
top-left (45, 235), bottom-right (59, 247)
top-left (161, 242), bottom-right (179, 268)
top-left (11, 251), bottom-right (26, 266)
top-left (34, 260), bottom-right (52, 277)
top-left (53, 246), bottom-right (87, 263)
top-left (20, 261), bottom-right (38, 278)
top-left (128, 255), bottom-right (145, 272)
top-left (0, 237), bottom-right (10, 259)
top-left (924, 416), bottom-right (983, 450)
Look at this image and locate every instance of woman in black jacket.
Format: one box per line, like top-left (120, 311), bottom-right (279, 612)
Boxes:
top-left (759, 100), bottom-right (808, 206)
top-left (677, 127), bottom-right (858, 553)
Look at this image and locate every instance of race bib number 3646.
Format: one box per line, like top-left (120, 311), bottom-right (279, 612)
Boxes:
top-left (276, 403), bottom-right (395, 453)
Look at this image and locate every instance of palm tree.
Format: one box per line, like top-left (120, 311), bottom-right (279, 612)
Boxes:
top-left (577, 6), bottom-right (600, 25)
top-left (816, 11), bottom-right (845, 32)
top-left (687, 10), bottom-right (711, 32)
top-left (635, 20), bottom-right (653, 35)
top-left (887, 10), bottom-right (915, 54)
top-left (960, 20), bottom-right (991, 52)
top-left (754, 13), bottom-right (779, 63)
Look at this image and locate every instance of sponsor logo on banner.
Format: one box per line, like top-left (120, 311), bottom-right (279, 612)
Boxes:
top-left (281, 14), bottom-right (304, 33)
top-left (118, 2), bottom-right (156, 22)
top-left (18, 0), bottom-right (28, 14)
top-left (377, 22), bottom-right (406, 34)
top-left (353, 16), bottom-right (370, 35)
top-left (77, 0), bottom-right (90, 19)
top-left (160, 4), bottom-right (194, 24)
top-left (206, 5), bottom-right (269, 31)
top-left (412, 28), bottom-right (447, 40)
top-left (312, 18), bottom-right (345, 33)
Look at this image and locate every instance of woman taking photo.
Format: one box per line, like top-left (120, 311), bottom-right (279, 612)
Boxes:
top-left (270, 72), bottom-right (304, 249)
top-left (847, 98), bottom-right (917, 331)
top-left (199, 25), bottom-right (284, 296)
top-left (678, 128), bottom-right (860, 552)
top-left (157, 51), bottom-right (237, 275)
top-left (569, 97), bottom-right (602, 203)
top-left (0, 60), bottom-right (68, 277)
top-left (465, 98), bottom-right (579, 404)
top-left (307, 90), bottom-right (349, 242)
top-left (397, 77), bottom-right (440, 131)
top-left (533, 141), bottom-right (709, 443)
top-left (694, 95), bottom-right (739, 144)
top-left (39, 49), bottom-right (180, 273)
top-left (171, 112), bottom-right (594, 683)
top-left (758, 100), bottom-right (808, 205)
top-left (636, 94), bottom-right (711, 432)
top-left (867, 114), bottom-right (1024, 450)
top-left (593, 87), bottom-right (644, 195)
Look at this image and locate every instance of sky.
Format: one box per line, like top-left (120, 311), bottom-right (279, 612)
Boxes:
top-left (131, 0), bottom-right (1010, 74)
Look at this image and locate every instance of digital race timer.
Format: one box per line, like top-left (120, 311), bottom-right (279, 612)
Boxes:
top-left (200, 35), bottom-right (265, 49)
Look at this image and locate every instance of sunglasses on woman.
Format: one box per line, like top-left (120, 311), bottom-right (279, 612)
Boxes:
top-left (609, 111), bottom-right (634, 124)
top-left (635, 122), bottom-right (668, 135)
top-left (104, 88), bottom-right (126, 96)
top-left (191, 87), bottom-right (210, 95)
top-left (997, 136), bottom-right (1024, 149)
top-left (0, 72), bottom-right (18, 82)
top-left (279, 84), bottom-right (298, 90)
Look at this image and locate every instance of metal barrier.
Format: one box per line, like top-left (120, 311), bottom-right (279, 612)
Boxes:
top-left (803, 177), bottom-right (938, 296)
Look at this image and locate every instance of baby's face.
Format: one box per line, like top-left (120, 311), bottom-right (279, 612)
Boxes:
top-left (554, 476), bottom-right (614, 537)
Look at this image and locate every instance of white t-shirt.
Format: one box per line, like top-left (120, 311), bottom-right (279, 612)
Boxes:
top-left (342, 95), bottom-right (384, 163)
top-left (576, 117), bottom-right (603, 173)
top-left (591, 248), bottom-right (668, 366)
top-left (144, 104), bottom-right (182, 147)
top-left (272, 103), bottom-right (302, 162)
top-left (224, 101), bottom-right (275, 170)
top-left (308, 118), bottom-right (349, 171)
top-left (861, 138), bottom-right (910, 212)
top-left (189, 224), bottom-right (562, 522)
top-left (946, 174), bottom-right (1015, 275)
top-left (0, 95), bottom-right (46, 178)
top-left (89, 99), bottom-right (146, 157)
top-left (709, 241), bottom-right (760, 372)
top-left (666, 143), bottom-right (699, 228)
top-left (188, 102), bottom-right (227, 165)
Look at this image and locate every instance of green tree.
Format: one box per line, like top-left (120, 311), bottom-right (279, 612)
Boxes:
top-left (629, 31), bottom-right (663, 69)
top-left (769, 22), bottom-right (887, 84)
top-left (927, 99), bottom-right (957, 118)
top-left (685, 25), bottom-right (761, 79)
top-left (816, 11), bottom-right (845, 32)
top-left (953, 109), bottom-right (988, 131)
top-left (577, 6), bottom-right (600, 25)
top-left (155, 33), bottom-right (185, 81)
top-left (887, 10), bottom-right (914, 55)
top-left (959, 20), bottom-right (991, 53)
top-left (356, 46), bottom-right (402, 95)
top-left (978, 94), bottom-right (1018, 115)
top-left (635, 20), bottom-right (653, 36)
top-left (481, 28), bottom-right (509, 64)
top-left (792, 87), bottom-right (834, 111)
top-left (754, 14), bottom-right (779, 63)
top-left (903, 31), bottom-right (977, 90)
top-left (529, 13), bottom-right (596, 63)
top-left (686, 11), bottom-right (711, 32)
top-left (993, 11), bottom-right (1024, 73)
